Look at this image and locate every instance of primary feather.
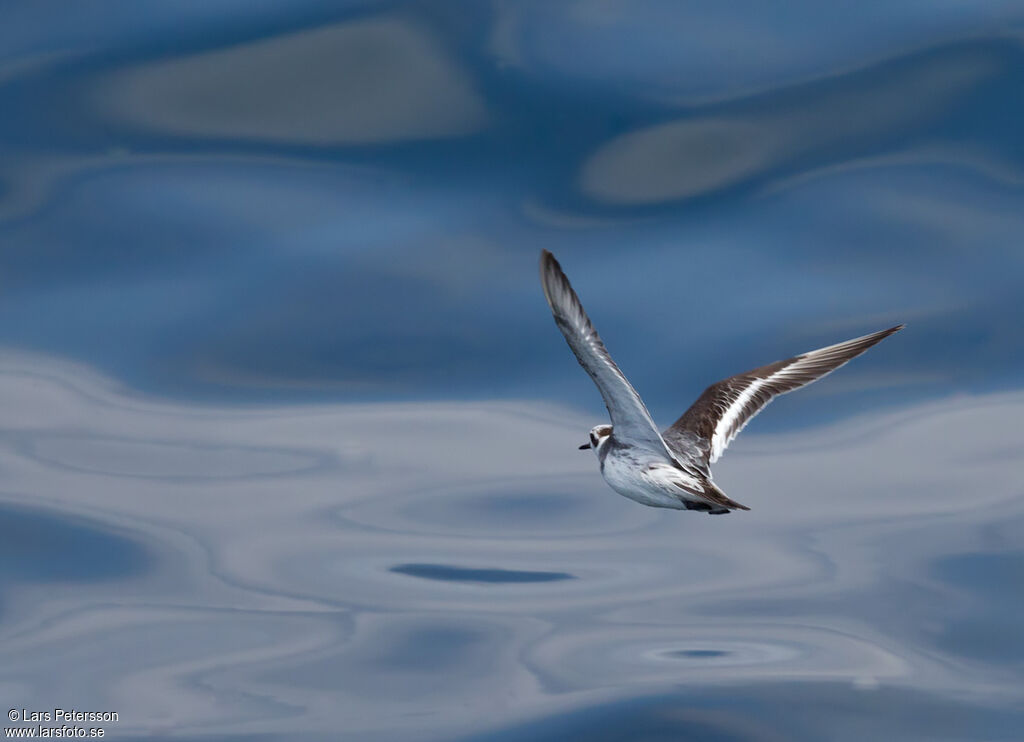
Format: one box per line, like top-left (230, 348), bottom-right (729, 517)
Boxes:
top-left (540, 249), bottom-right (675, 456)
top-left (663, 325), bottom-right (904, 464)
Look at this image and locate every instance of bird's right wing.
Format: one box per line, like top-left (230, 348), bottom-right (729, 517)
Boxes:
top-left (664, 325), bottom-right (904, 465)
top-left (540, 250), bottom-right (670, 452)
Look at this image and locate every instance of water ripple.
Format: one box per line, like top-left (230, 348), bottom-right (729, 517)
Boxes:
top-left (390, 563), bottom-right (575, 584)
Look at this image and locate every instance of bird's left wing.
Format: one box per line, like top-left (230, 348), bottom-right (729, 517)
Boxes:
top-left (664, 325), bottom-right (904, 465)
top-left (540, 250), bottom-right (670, 453)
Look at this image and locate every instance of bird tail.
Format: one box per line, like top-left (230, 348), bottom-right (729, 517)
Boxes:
top-left (700, 480), bottom-right (750, 514)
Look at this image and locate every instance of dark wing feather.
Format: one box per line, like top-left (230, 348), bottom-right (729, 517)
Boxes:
top-left (664, 325), bottom-right (904, 465)
top-left (540, 250), bottom-right (671, 453)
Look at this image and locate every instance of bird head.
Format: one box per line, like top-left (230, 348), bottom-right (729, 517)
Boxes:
top-left (579, 424), bottom-right (612, 453)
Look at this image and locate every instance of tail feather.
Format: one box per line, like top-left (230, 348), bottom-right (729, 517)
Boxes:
top-left (680, 479), bottom-right (749, 513)
top-left (701, 480), bottom-right (750, 512)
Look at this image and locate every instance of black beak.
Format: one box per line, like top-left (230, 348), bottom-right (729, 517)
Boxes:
top-left (579, 443), bottom-right (591, 450)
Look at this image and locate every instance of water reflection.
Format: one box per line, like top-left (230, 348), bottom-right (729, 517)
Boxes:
top-left (0, 352), bottom-right (1020, 738)
top-left (97, 18), bottom-right (489, 144)
top-left (579, 43), bottom-right (1001, 204)
top-left (3, 18), bottom-right (1023, 408)
top-left (460, 682), bottom-right (1024, 742)
top-left (390, 564), bottom-right (576, 584)
top-left (0, 504), bottom-right (151, 583)
top-left (2, 1), bottom-right (1024, 739)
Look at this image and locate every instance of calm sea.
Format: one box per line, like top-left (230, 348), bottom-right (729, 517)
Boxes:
top-left (1, 2), bottom-right (1023, 740)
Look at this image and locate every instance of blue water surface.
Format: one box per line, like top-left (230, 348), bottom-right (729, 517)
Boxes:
top-left (1, 1), bottom-right (1023, 739)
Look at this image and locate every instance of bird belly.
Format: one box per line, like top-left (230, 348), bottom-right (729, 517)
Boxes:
top-left (600, 451), bottom-right (691, 509)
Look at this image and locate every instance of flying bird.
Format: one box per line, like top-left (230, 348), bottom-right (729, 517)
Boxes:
top-left (539, 249), bottom-right (902, 514)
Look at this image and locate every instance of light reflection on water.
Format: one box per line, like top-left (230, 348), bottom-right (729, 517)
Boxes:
top-left (2, 1), bottom-right (1024, 739)
top-left (0, 353), bottom-right (1021, 739)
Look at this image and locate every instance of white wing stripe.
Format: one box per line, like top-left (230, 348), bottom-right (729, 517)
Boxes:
top-left (711, 376), bottom-right (768, 462)
top-left (665, 325), bottom-right (903, 466)
top-left (710, 339), bottom-right (880, 462)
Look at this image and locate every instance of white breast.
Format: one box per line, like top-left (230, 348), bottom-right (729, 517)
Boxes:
top-left (601, 449), bottom-right (693, 509)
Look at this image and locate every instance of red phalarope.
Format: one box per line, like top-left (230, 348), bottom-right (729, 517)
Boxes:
top-left (540, 249), bottom-right (903, 514)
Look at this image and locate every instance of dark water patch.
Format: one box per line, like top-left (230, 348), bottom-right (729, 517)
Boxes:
top-left (461, 682), bottom-right (1024, 742)
top-left (667, 649), bottom-right (730, 659)
top-left (0, 503), bottom-right (152, 584)
top-left (931, 551), bottom-right (1024, 662)
top-left (390, 563), bottom-right (575, 584)
top-left (934, 616), bottom-right (1024, 664)
top-left (932, 550), bottom-right (1024, 601)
